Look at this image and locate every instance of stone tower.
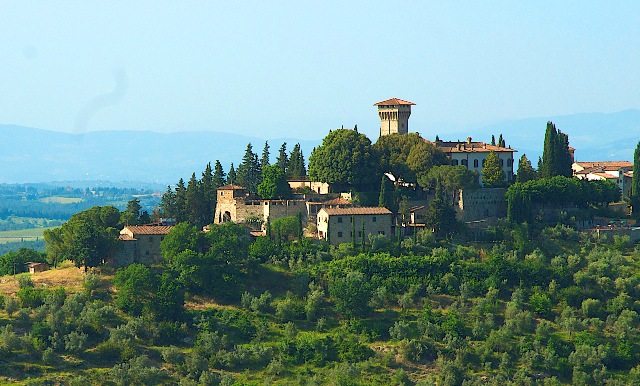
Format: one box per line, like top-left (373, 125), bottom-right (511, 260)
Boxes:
top-left (374, 98), bottom-right (415, 137)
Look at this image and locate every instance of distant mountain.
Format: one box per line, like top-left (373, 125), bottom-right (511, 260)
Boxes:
top-left (448, 109), bottom-right (640, 164)
top-left (0, 125), bottom-right (319, 185)
top-left (2, 109), bottom-right (638, 184)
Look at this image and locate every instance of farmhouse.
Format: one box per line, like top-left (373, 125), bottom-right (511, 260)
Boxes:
top-left (573, 161), bottom-right (633, 197)
top-left (317, 207), bottom-right (393, 245)
top-left (114, 225), bottom-right (174, 266)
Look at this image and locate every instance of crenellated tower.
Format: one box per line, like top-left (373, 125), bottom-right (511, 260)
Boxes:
top-left (374, 98), bottom-right (415, 137)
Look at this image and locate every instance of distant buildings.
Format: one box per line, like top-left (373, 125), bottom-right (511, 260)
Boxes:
top-left (317, 207), bottom-right (393, 245)
top-left (429, 137), bottom-right (516, 184)
top-left (114, 224), bottom-right (174, 266)
top-left (573, 161), bottom-right (633, 197)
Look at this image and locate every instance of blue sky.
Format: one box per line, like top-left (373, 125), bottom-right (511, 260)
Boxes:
top-left (2, 1), bottom-right (639, 142)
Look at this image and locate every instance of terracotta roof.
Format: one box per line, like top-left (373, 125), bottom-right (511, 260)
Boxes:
top-left (218, 184), bottom-right (246, 190)
top-left (374, 98), bottom-right (415, 106)
top-left (122, 225), bottom-right (174, 235)
top-left (574, 161), bottom-right (632, 171)
top-left (322, 197), bottom-right (352, 205)
top-left (428, 140), bottom-right (516, 153)
top-left (119, 234), bottom-right (136, 241)
top-left (321, 207), bottom-right (393, 215)
top-left (590, 172), bottom-right (618, 180)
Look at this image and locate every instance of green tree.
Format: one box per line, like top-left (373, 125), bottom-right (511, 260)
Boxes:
top-left (260, 141), bottom-right (270, 169)
top-left (226, 163), bottom-right (237, 185)
top-left (426, 165), bottom-right (479, 202)
top-left (174, 178), bottom-right (187, 223)
top-left (213, 160), bottom-right (226, 187)
top-left (308, 128), bottom-right (379, 189)
top-left (328, 271), bottom-right (372, 318)
top-left (631, 141), bottom-right (640, 213)
top-left (114, 263), bottom-right (156, 316)
top-left (276, 142), bottom-right (289, 172)
top-left (516, 154), bottom-right (536, 182)
top-left (424, 198), bottom-right (458, 237)
top-left (378, 175), bottom-right (398, 213)
top-left (161, 222), bottom-right (202, 263)
top-left (122, 198), bottom-right (142, 226)
top-left (159, 185), bottom-right (177, 219)
top-left (406, 140), bottom-right (448, 185)
top-left (287, 143), bottom-right (307, 178)
top-left (236, 143), bottom-right (262, 194)
top-left (482, 150), bottom-right (506, 187)
top-left (540, 121), bottom-right (572, 178)
top-left (258, 164), bottom-right (292, 199)
top-left (185, 173), bottom-right (207, 228)
top-left (374, 133), bottom-right (436, 182)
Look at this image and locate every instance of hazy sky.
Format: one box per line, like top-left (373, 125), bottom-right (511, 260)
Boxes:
top-left (2, 1), bottom-right (639, 141)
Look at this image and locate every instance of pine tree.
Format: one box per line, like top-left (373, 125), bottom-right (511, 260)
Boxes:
top-left (159, 185), bottom-right (176, 219)
top-left (260, 141), bottom-right (270, 169)
top-left (516, 154), bottom-right (536, 183)
top-left (200, 162), bottom-right (215, 226)
top-left (185, 173), bottom-right (206, 228)
top-left (174, 178), bottom-right (187, 223)
top-left (631, 142), bottom-right (640, 213)
top-left (213, 160), bottom-right (226, 187)
top-left (236, 143), bottom-right (261, 194)
top-left (227, 164), bottom-right (236, 185)
top-left (481, 150), bottom-right (506, 187)
top-left (276, 143), bottom-right (289, 173)
top-left (287, 143), bottom-right (307, 178)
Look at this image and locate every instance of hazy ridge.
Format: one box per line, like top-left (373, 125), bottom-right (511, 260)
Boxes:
top-left (2, 109), bottom-right (639, 185)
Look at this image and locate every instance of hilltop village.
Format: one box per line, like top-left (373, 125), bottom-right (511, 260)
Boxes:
top-left (114, 98), bottom-right (632, 265)
top-left (3, 98), bottom-right (640, 385)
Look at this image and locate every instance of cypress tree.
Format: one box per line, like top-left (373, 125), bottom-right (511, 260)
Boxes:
top-left (631, 142), bottom-right (640, 214)
top-left (226, 164), bottom-right (236, 185)
top-left (540, 121), bottom-right (558, 178)
top-left (491, 135), bottom-right (496, 146)
top-left (260, 141), bottom-right (270, 169)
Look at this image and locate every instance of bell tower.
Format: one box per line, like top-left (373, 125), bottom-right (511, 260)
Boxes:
top-left (374, 98), bottom-right (415, 137)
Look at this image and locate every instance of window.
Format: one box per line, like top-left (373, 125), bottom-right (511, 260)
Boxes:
top-left (337, 231), bottom-right (343, 238)
top-left (500, 159), bottom-right (504, 166)
top-left (452, 159), bottom-right (459, 166)
top-left (337, 217), bottom-right (343, 223)
top-left (482, 159), bottom-right (486, 166)
top-left (161, 237), bottom-right (164, 241)
top-left (474, 159), bottom-right (479, 168)
top-left (461, 159), bottom-right (468, 166)
top-left (507, 158), bottom-right (513, 167)
top-left (372, 216), bottom-right (377, 222)
top-left (378, 231), bottom-right (385, 235)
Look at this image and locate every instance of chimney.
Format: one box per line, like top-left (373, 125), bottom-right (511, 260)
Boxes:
top-left (467, 137), bottom-right (472, 144)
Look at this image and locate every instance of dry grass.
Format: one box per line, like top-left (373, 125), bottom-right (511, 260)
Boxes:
top-left (0, 261), bottom-right (86, 297)
top-left (184, 294), bottom-right (238, 311)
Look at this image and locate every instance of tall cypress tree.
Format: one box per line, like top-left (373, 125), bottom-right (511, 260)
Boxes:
top-left (226, 164), bottom-right (236, 185)
top-left (236, 143), bottom-right (261, 194)
top-left (213, 160), bottom-right (226, 187)
top-left (631, 142), bottom-right (640, 213)
top-left (287, 143), bottom-right (307, 178)
top-left (276, 143), bottom-right (289, 173)
top-left (260, 141), bottom-right (270, 169)
top-left (540, 121), bottom-right (558, 178)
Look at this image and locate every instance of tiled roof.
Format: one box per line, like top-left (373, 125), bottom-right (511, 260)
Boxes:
top-left (322, 197), bottom-right (352, 205)
top-left (119, 234), bottom-right (136, 241)
top-left (374, 98), bottom-right (415, 106)
top-left (218, 184), bottom-right (245, 190)
top-left (575, 161), bottom-right (632, 171)
top-left (590, 172), bottom-right (618, 180)
top-left (428, 140), bottom-right (516, 153)
top-left (122, 226), bottom-right (174, 235)
top-left (321, 207), bottom-right (393, 215)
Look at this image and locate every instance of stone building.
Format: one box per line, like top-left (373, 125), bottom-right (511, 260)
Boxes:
top-left (429, 137), bottom-right (516, 185)
top-left (455, 188), bottom-right (507, 223)
top-left (375, 98), bottom-right (415, 136)
top-left (213, 184), bottom-right (308, 226)
top-left (114, 225), bottom-right (174, 266)
top-left (317, 207), bottom-right (393, 245)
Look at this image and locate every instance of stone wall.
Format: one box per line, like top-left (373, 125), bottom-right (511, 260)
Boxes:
top-left (456, 188), bottom-right (506, 222)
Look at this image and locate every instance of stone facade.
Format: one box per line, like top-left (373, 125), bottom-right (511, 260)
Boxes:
top-left (375, 98), bottom-right (415, 136)
top-left (317, 207), bottom-right (393, 245)
top-left (455, 188), bottom-right (507, 222)
top-left (287, 179), bottom-right (331, 194)
top-left (214, 184), bottom-right (308, 226)
top-left (113, 225), bottom-right (174, 266)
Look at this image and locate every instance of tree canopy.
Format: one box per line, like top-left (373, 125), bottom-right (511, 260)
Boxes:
top-left (308, 128), bottom-right (379, 189)
top-left (481, 150), bottom-right (506, 187)
top-left (258, 164), bottom-right (292, 199)
top-left (516, 154), bottom-right (537, 183)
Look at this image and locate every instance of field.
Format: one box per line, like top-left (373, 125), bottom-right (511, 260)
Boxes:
top-left (0, 227), bottom-right (53, 244)
top-left (0, 260), bottom-right (86, 296)
top-left (38, 196), bottom-right (84, 204)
